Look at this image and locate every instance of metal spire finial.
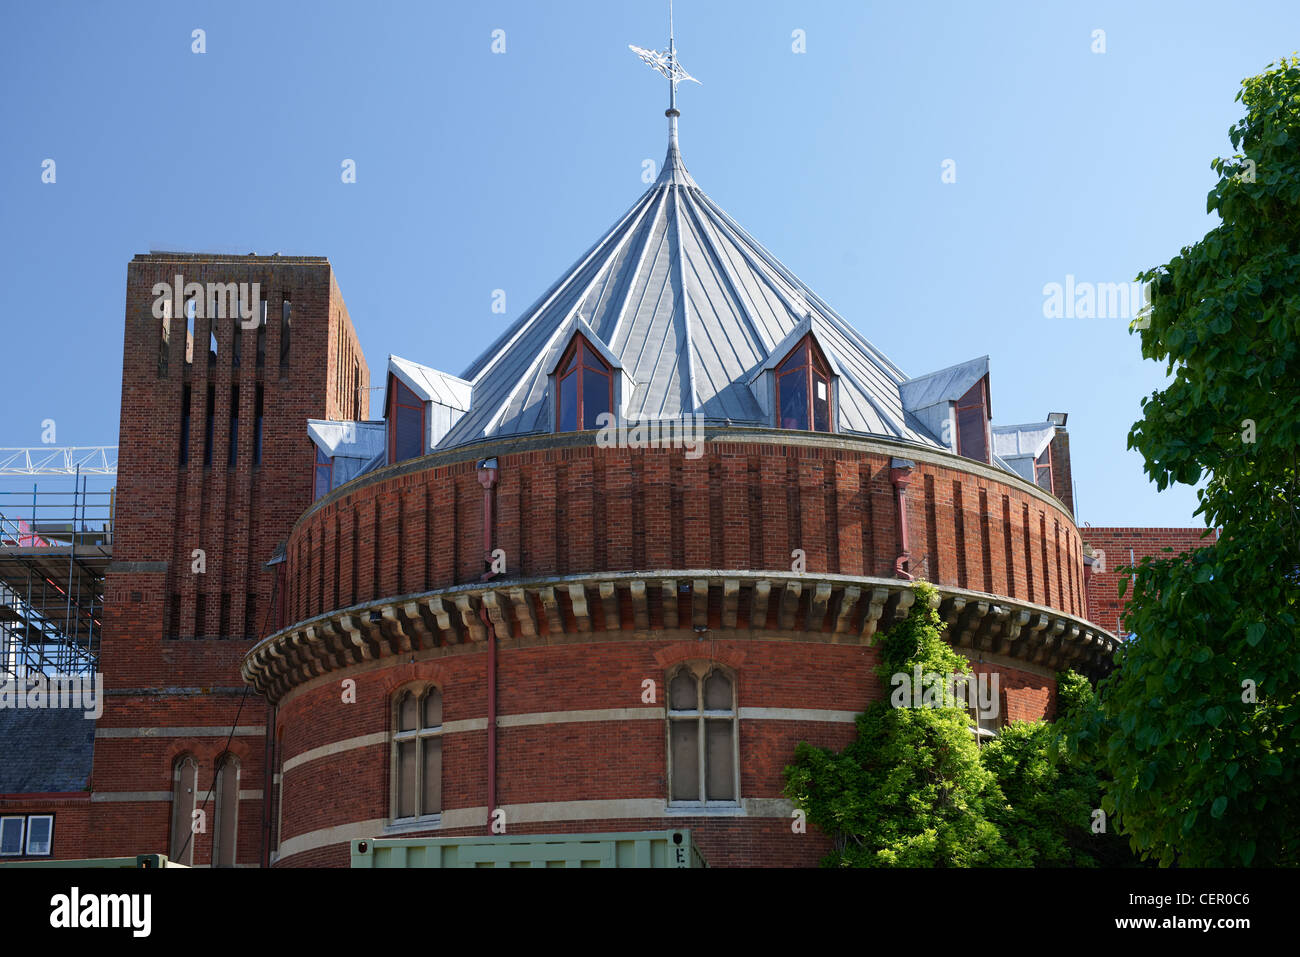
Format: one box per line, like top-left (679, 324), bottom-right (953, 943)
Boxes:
top-left (629, 0), bottom-right (700, 149)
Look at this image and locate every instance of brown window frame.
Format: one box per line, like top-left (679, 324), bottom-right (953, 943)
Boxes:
top-left (773, 334), bottom-right (834, 433)
top-left (953, 376), bottom-right (991, 464)
top-left (555, 333), bottom-right (614, 432)
top-left (387, 375), bottom-right (426, 464)
top-left (313, 445), bottom-right (333, 500)
top-left (1034, 444), bottom-right (1053, 491)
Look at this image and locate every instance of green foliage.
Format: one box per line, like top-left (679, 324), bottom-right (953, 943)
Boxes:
top-left (784, 585), bottom-right (1138, 866)
top-left (784, 582), bottom-right (1010, 866)
top-left (1106, 56), bottom-right (1300, 866)
top-left (988, 673), bottom-right (1138, 868)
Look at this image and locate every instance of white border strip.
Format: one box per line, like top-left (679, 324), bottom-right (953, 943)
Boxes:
top-left (95, 726), bottom-right (266, 739)
top-left (279, 707), bottom-right (856, 777)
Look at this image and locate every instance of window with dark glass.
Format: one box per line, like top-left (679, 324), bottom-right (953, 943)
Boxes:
top-left (253, 383), bottom-right (264, 465)
top-left (774, 335), bottom-right (833, 432)
top-left (256, 300), bottom-right (267, 369)
top-left (667, 663), bottom-right (738, 805)
top-left (228, 386), bottom-right (239, 468)
top-left (1034, 445), bottom-right (1053, 491)
top-left (279, 298), bottom-right (291, 374)
top-left (179, 384), bottom-right (191, 466)
top-left (555, 335), bottom-right (612, 431)
top-left (0, 817), bottom-right (24, 857)
top-left (388, 377), bottom-right (425, 464)
top-left (203, 384), bottom-right (215, 467)
top-left (313, 446), bottom-right (333, 499)
top-left (954, 377), bottom-right (990, 463)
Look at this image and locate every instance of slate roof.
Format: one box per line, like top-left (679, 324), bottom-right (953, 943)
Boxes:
top-left (0, 705), bottom-right (94, 794)
top-left (439, 136), bottom-right (947, 450)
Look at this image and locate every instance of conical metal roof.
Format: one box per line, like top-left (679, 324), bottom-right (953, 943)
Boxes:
top-left (440, 135), bottom-right (945, 451)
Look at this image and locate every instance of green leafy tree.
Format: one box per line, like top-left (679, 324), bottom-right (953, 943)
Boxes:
top-left (985, 671), bottom-right (1138, 867)
top-left (1104, 56), bottom-right (1300, 865)
top-left (783, 581), bottom-right (1010, 866)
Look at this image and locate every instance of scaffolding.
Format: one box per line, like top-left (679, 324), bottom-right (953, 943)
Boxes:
top-left (0, 451), bottom-right (116, 681)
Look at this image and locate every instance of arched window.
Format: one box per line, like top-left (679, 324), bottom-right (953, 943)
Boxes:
top-left (168, 755), bottom-right (198, 866)
top-left (555, 334), bottom-right (612, 432)
top-left (666, 663), bottom-right (738, 806)
top-left (775, 335), bottom-right (833, 432)
top-left (388, 377), bottom-right (425, 464)
top-left (212, 753), bottom-right (240, 868)
top-left (392, 686), bottom-right (443, 823)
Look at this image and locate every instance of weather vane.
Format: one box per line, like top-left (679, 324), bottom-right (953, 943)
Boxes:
top-left (629, 0), bottom-right (701, 114)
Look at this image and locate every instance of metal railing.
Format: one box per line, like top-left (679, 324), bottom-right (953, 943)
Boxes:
top-left (0, 486), bottom-right (114, 547)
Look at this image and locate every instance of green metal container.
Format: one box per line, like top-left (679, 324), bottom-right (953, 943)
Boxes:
top-left (351, 829), bottom-right (706, 868)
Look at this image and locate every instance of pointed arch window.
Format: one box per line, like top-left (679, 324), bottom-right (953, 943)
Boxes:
top-left (168, 755), bottom-right (198, 866)
top-left (556, 334), bottom-right (613, 432)
top-left (667, 663), bottom-right (739, 806)
top-left (775, 335), bottom-right (833, 432)
top-left (212, 753), bottom-right (240, 868)
top-left (391, 685), bottom-right (443, 823)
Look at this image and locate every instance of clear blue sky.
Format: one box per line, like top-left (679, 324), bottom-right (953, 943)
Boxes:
top-left (2, 0), bottom-right (1295, 526)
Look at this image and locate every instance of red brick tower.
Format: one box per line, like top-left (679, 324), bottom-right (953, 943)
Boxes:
top-left (91, 253), bottom-right (368, 865)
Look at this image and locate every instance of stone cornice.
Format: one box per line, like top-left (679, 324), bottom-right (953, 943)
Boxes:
top-left (242, 571), bottom-right (1116, 703)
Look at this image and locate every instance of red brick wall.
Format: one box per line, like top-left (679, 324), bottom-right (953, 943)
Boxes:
top-left (284, 438), bottom-right (1088, 628)
top-left (271, 640), bottom-right (1057, 867)
top-left (0, 794), bottom-right (91, 862)
top-left (89, 254), bottom-right (369, 864)
top-left (1081, 526), bottom-right (1217, 635)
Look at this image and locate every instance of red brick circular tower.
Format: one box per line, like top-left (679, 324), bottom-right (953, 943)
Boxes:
top-left (244, 122), bottom-right (1114, 868)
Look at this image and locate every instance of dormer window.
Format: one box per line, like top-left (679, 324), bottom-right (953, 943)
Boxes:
top-left (556, 334), bottom-right (612, 431)
top-left (388, 376), bottom-right (425, 464)
top-left (775, 335), bottom-right (833, 432)
top-left (1034, 444), bottom-right (1053, 491)
top-left (313, 446), bottom-right (333, 499)
top-left (954, 377), bottom-right (990, 463)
